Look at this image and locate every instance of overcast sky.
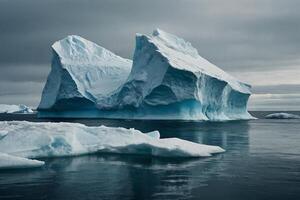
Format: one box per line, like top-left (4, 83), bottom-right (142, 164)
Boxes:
top-left (0, 0), bottom-right (300, 110)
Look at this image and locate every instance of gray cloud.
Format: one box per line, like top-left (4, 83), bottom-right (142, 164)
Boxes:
top-left (249, 94), bottom-right (300, 111)
top-left (252, 84), bottom-right (300, 94)
top-left (0, 64), bottom-right (50, 83)
top-left (0, 0), bottom-right (299, 109)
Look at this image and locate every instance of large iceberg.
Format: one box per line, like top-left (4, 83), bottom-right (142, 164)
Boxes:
top-left (38, 29), bottom-right (253, 120)
top-left (0, 104), bottom-right (33, 114)
top-left (0, 121), bottom-right (224, 163)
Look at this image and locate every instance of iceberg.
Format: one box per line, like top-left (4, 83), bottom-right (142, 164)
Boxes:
top-left (0, 152), bottom-right (44, 169)
top-left (38, 29), bottom-right (253, 120)
top-left (0, 121), bottom-right (224, 161)
top-left (265, 112), bottom-right (300, 119)
top-left (0, 104), bottom-right (33, 114)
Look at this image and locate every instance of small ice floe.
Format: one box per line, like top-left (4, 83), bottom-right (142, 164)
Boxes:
top-left (265, 112), bottom-right (300, 119)
top-left (0, 104), bottom-right (33, 114)
top-left (0, 152), bottom-right (44, 169)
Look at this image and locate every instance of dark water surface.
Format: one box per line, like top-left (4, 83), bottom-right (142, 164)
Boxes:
top-left (0, 112), bottom-right (299, 200)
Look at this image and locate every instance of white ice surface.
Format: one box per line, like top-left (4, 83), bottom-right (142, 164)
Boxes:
top-left (0, 104), bottom-right (33, 114)
top-left (265, 112), bottom-right (300, 119)
top-left (0, 152), bottom-right (44, 169)
top-left (0, 121), bottom-right (224, 161)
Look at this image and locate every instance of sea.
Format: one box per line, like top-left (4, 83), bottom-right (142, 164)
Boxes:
top-left (0, 111), bottom-right (299, 200)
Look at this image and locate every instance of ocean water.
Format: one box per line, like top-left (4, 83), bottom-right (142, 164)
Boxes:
top-left (0, 112), bottom-right (299, 200)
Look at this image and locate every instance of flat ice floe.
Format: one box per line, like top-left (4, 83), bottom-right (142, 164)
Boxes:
top-left (265, 112), bottom-right (300, 119)
top-left (0, 152), bottom-right (44, 169)
top-left (0, 121), bottom-right (224, 168)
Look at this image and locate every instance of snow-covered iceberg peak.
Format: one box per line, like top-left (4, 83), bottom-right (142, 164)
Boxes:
top-left (152, 28), bottom-right (199, 58)
top-left (149, 29), bottom-right (251, 94)
top-left (52, 35), bottom-right (129, 66)
top-left (38, 35), bottom-right (132, 110)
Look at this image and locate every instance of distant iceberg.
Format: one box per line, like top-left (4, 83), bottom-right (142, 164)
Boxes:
top-left (265, 112), bottom-right (300, 119)
top-left (0, 104), bottom-right (33, 114)
top-left (0, 121), bottom-right (224, 164)
top-left (38, 29), bottom-right (253, 120)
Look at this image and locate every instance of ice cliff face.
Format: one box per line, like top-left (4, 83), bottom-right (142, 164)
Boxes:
top-left (38, 30), bottom-right (253, 120)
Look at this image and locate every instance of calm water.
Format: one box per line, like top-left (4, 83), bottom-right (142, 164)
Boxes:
top-left (0, 112), bottom-right (299, 200)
